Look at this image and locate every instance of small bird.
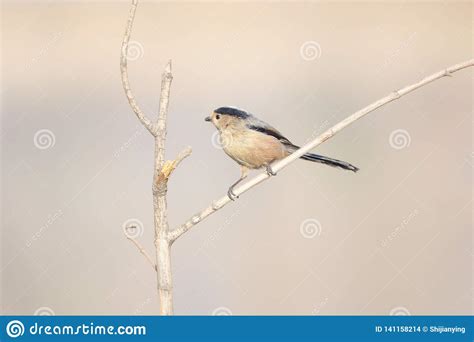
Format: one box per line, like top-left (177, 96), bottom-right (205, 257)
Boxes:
top-left (205, 107), bottom-right (358, 200)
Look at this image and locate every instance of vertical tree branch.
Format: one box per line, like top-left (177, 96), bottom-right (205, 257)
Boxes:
top-left (152, 61), bottom-right (174, 315)
top-left (121, 0), bottom-right (192, 315)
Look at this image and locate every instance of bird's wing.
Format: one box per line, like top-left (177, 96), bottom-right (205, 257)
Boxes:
top-left (246, 116), bottom-right (293, 146)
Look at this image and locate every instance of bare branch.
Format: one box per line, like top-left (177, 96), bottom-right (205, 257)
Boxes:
top-left (154, 61), bottom-right (173, 165)
top-left (125, 233), bottom-right (156, 271)
top-left (174, 146), bottom-right (193, 168)
top-left (151, 60), bottom-right (174, 316)
top-left (121, 0), bottom-right (179, 315)
top-left (156, 146), bottom-right (193, 184)
top-left (120, 0), bottom-right (156, 136)
top-left (168, 59), bottom-right (474, 243)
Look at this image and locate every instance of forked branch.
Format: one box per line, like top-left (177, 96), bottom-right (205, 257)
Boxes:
top-left (120, 0), bottom-right (191, 315)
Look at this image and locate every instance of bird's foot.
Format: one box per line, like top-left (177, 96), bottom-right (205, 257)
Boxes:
top-left (227, 187), bottom-right (239, 201)
top-left (266, 165), bottom-right (277, 176)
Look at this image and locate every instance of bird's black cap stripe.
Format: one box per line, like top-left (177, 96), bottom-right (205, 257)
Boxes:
top-left (214, 107), bottom-right (250, 119)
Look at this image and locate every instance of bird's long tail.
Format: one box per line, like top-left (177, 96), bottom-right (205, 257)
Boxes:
top-left (287, 144), bottom-right (358, 172)
top-left (300, 153), bottom-right (359, 172)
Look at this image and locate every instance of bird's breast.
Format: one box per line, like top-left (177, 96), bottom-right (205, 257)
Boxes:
top-left (219, 129), bottom-right (288, 169)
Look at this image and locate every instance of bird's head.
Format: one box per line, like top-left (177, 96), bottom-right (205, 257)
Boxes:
top-left (205, 107), bottom-right (250, 131)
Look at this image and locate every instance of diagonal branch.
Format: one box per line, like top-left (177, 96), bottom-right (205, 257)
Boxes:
top-left (120, 0), bottom-right (156, 136)
top-left (168, 58), bottom-right (474, 243)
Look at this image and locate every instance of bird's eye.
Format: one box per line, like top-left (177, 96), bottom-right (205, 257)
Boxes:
top-left (216, 114), bottom-right (221, 120)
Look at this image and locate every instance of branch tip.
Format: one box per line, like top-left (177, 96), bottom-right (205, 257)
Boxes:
top-left (163, 60), bottom-right (173, 79)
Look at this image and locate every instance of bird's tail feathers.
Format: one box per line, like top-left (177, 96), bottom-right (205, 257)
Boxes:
top-left (287, 145), bottom-right (359, 172)
top-left (300, 153), bottom-right (359, 172)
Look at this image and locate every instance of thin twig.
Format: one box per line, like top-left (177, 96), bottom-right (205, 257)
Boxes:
top-left (120, 0), bottom-right (156, 136)
top-left (168, 59), bottom-right (474, 243)
top-left (125, 234), bottom-right (156, 271)
top-left (173, 147), bottom-right (193, 170)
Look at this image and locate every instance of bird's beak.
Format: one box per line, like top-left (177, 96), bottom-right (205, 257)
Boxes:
top-left (205, 116), bottom-right (211, 122)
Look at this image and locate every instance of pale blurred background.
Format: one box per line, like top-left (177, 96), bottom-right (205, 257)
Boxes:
top-left (1, 1), bottom-right (472, 315)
